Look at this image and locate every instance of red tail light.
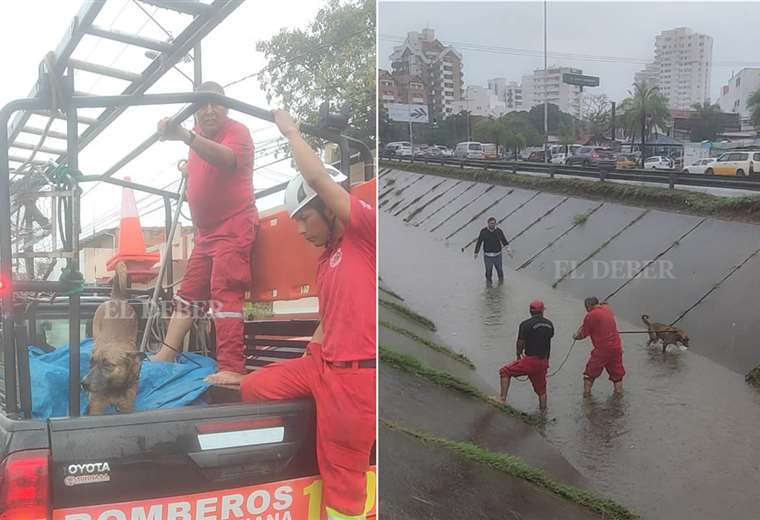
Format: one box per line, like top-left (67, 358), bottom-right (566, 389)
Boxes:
top-left (0, 450), bottom-right (50, 520)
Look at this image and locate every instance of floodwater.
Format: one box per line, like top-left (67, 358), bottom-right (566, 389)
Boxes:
top-left (380, 176), bottom-right (760, 520)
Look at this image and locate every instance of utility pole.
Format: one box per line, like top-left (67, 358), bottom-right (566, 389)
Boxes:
top-left (543, 0), bottom-right (549, 163)
top-left (407, 80), bottom-right (414, 158)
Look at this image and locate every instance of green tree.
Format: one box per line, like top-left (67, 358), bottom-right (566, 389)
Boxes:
top-left (620, 82), bottom-right (671, 163)
top-left (256, 0), bottom-right (375, 145)
top-left (748, 88), bottom-right (760, 134)
top-left (473, 118), bottom-right (505, 152)
top-left (689, 101), bottom-right (724, 142)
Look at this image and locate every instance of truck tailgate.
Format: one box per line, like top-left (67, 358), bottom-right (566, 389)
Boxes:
top-left (48, 399), bottom-right (317, 509)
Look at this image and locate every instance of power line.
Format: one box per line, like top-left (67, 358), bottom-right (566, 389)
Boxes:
top-left (381, 34), bottom-right (760, 68)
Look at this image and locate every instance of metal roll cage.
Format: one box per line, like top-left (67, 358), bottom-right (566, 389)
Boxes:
top-left (0, 89), bottom-right (374, 419)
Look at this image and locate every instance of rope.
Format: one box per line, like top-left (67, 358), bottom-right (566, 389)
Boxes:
top-left (512, 339), bottom-right (578, 382)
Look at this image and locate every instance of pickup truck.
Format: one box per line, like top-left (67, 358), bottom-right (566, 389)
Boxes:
top-left (0, 179), bottom-right (377, 520)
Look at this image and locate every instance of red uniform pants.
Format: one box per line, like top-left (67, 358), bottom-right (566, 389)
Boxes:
top-left (500, 355), bottom-right (549, 396)
top-left (176, 210), bottom-right (256, 374)
top-left (584, 348), bottom-right (625, 383)
top-left (240, 342), bottom-right (376, 516)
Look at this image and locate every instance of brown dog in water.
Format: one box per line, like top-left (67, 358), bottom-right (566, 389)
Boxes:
top-left (82, 262), bottom-right (142, 414)
top-left (641, 314), bottom-right (690, 353)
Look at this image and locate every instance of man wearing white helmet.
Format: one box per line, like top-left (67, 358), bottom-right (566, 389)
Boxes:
top-left (240, 110), bottom-right (376, 520)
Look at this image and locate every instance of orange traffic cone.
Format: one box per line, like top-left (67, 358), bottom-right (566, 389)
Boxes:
top-left (106, 177), bottom-right (160, 283)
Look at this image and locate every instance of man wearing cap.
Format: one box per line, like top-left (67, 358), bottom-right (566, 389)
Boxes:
top-left (573, 297), bottom-right (625, 396)
top-left (153, 81), bottom-right (257, 385)
top-left (493, 300), bottom-right (554, 410)
top-left (474, 217), bottom-right (512, 286)
top-left (239, 110), bottom-right (376, 520)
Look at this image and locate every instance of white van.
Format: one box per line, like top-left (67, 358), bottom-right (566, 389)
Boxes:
top-left (708, 150), bottom-right (760, 176)
top-left (454, 141), bottom-right (484, 159)
top-left (384, 141), bottom-right (410, 155)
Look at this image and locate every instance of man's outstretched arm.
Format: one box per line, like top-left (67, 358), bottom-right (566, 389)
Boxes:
top-left (157, 118), bottom-right (237, 170)
top-left (272, 110), bottom-right (351, 224)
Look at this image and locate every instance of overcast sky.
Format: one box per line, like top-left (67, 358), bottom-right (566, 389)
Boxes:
top-left (1, 0), bottom-right (323, 235)
top-left (379, 1), bottom-right (760, 104)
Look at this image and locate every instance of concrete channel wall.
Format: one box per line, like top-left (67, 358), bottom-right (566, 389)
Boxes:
top-left (379, 167), bottom-right (760, 375)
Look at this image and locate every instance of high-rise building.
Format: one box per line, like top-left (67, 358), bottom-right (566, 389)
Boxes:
top-left (521, 66), bottom-right (584, 118)
top-left (389, 28), bottom-right (464, 121)
top-left (718, 68), bottom-right (760, 132)
top-left (452, 86), bottom-right (505, 118)
top-left (635, 27), bottom-right (713, 110)
top-left (487, 78), bottom-right (524, 113)
top-left (634, 62), bottom-right (658, 88)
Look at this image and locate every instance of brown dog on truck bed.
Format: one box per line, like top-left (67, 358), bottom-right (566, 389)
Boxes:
top-left (641, 314), bottom-right (690, 353)
top-left (82, 262), bottom-right (142, 414)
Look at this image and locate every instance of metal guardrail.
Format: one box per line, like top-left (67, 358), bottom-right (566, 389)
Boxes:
top-left (381, 155), bottom-right (760, 193)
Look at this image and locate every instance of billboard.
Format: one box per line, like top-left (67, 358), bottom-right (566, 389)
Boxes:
top-left (562, 73), bottom-right (600, 88)
top-left (386, 103), bottom-right (430, 123)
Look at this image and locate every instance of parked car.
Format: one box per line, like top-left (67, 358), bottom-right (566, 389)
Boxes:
top-left (550, 152), bottom-right (567, 165)
top-left (615, 154), bottom-right (637, 170)
top-left (396, 144), bottom-right (413, 157)
top-left (423, 147), bottom-right (443, 159)
top-left (434, 145), bottom-right (453, 157)
top-left (384, 141), bottom-right (410, 155)
top-left (707, 150), bottom-right (760, 176)
top-left (454, 141), bottom-right (484, 159)
top-left (644, 156), bottom-right (674, 170)
top-left (526, 150), bottom-right (546, 162)
top-left (502, 151), bottom-right (517, 161)
top-left (565, 146), bottom-right (616, 168)
top-left (482, 143), bottom-right (499, 160)
top-left (682, 157), bottom-right (717, 175)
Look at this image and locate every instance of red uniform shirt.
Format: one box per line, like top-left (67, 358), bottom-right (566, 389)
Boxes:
top-left (186, 118), bottom-right (256, 231)
top-left (579, 304), bottom-right (622, 351)
top-left (317, 195), bottom-right (376, 362)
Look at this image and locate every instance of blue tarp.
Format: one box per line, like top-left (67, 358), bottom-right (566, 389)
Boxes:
top-left (29, 339), bottom-right (217, 419)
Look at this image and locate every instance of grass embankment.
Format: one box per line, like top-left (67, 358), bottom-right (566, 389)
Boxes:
top-left (380, 160), bottom-right (760, 223)
top-left (379, 299), bottom-right (437, 331)
top-left (380, 346), bottom-right (539, 425)
top-left (383, 420), bottom-right (639, 520)
top-left (380, 320), bottom-right (475, 368)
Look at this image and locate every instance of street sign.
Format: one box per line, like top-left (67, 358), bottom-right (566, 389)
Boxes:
top-left (386, 102), bottom-right (429, 123)
top-left (562, 73), bottom-right (600, 88)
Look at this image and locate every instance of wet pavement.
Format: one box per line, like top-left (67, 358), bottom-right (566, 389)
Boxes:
top-left (380, 171), bottom-right (760, 519)
top-left (380, 426), bottom-right (602, 520)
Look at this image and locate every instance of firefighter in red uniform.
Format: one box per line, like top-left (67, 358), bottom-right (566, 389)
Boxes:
top-left (574, 296), bottom-right (626, 396)
top-left (237, 110), bottom-right (376, 520)
top-left (153, 81), bottom-right (257, 385)
top-left (492, 300), bottom-right (553, 411)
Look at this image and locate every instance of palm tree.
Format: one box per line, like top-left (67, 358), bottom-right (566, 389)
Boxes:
top-left (748, 88), bottom-right (760, 134)
top-left (621, 82), bottom-right (671, 165)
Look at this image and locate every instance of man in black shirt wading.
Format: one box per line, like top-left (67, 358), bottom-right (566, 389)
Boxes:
top-left (492, 300), bottom-right (554, 410)
top-left (474, 217), bottom-right (512, 286)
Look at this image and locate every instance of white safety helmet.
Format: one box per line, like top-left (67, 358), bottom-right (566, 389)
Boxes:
top-left (284, 164), bottom-right (348, 218)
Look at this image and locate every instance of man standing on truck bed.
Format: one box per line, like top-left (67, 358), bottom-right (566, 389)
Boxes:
top-left (153, 81), bottom-right (257, 385)
top-left (236, 110), bottom-right (376, 520)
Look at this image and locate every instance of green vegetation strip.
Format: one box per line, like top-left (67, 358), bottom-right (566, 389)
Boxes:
top-left (746, 365), bottom-right (760, 387)
top-left (379, 286), bottom-right (405, 301)
top-left (380, 320), bottom-right (475, 368)
top-left (381, 160), bottom-right (760, 223)
top-left (379, 299), bottom-right (437, 331)
top-left (380, 345), bottom-right (540, 425)
top-left (382, 420), bottom-right (639, 520)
